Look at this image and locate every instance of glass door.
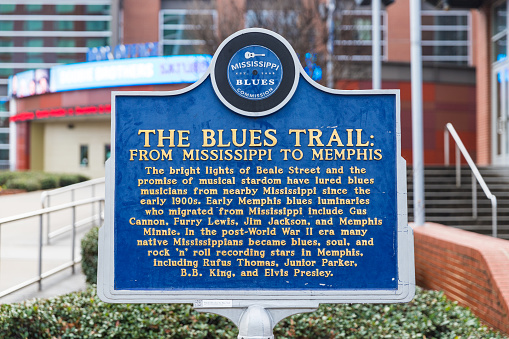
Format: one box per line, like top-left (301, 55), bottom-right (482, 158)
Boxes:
top-left (492, 0), bottom-right (509, 164)
top-left (492, 63), bottom-right (509, 164)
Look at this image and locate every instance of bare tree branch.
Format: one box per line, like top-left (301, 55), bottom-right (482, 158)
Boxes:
top-left (189, 0), bottom-right (372, 86)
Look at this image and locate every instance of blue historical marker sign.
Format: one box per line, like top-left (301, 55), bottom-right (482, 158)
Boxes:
top-left (98, 29), bottom-right (414, 304)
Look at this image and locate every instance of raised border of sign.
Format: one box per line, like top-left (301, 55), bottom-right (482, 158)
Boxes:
top-left (98, 28), bottom-right (415, 306)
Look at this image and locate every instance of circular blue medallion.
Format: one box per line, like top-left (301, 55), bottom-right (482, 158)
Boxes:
top-left (227, 45), bottom-right (283, 101)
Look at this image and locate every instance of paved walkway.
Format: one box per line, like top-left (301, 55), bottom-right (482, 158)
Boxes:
top-left (0, 187), bottom-right (103, 304)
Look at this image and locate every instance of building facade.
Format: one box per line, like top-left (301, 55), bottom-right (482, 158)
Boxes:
top-left (484, 0), bottom-right (509, 165)
top-left (9, 53), bottom-right (211, 177)
top-left (6, 0), bottom-right (494, 177)
top-left (0, 0), bottom-right (119, 169)
top-left (0, 0), bottom-right (118, 96)
top-left (425, 0), bottom-right (509, 166)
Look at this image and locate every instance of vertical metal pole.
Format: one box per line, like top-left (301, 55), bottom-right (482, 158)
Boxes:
top-left (492, 196), bottom-right (498, 238)
top-left (158, 11), bottom-right (164, 57)
top-left (99, 200), bottom-right (103, 225)
top-left (327, 0), bottom-right (336, 89)
top-left (46, 195), bottom-right (51, 245)
top-left (472, 173), bottom-right (477, 219)
top-left (456, 144), bottom-right (461, 187)
top-left (71, 189), bottom-right (75, 239)
top-left (71, 206), bottom-right (76, 273)
top-left (467, 12), bottom-right (473, 66)
top-left (444, 128), bottom-right (449, 165)
top-left (92, 184), bottom-right (96, 225)
top-left (372, 0), bottom-right (381, 89)
top-left (410, 0), bottom-right (425, 226)
top-left (505, 0), bottom-right (509, 162)
top-left (38, 214), bottom-right (43, 291)
top-left (110, 0), bottom-right (120, 47)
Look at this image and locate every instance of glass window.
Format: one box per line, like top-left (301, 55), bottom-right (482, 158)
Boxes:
top-left (0, 22), bottom-right (13, 31)
top-left (420, 11), bottom-right (470, 65)
top-left (86, 21), bottom-right (108, 31)
top-left (24, 21), bottom-right (43, 31)
top-left (245, 9), bottom-right (298, 28)
top-left (0, 69), bottom-right (12, 77)
top-left (56, 39), bottom-right (76, 48)
top-left (0, 5), bottom-right (16, 13)
top-left (26, 55), bottom-right (44, 63)
top-left (163, 14), bottom-right (187, 25)
top-left (56, 56), bottom-right (76, 64)
top-left (80, 145), bottom-right (89, 167)
top-left (493, 2), bottom-right (508, 62)
top-left (163, 29), bottom-right (198, 40)
top-left (436, 15), bottom-right (468, 26)
top-left (0, 149), bottom-right (8, 160)
top-left (0, 133), bottom-right (8, 144)
top-left (86, 5), bottom-right (109, 14)
top-left (160, 11), bottom-right (216, 56)
top-left (495, 38), bottom-right (507, 62)
top-left (56, 5), bottom-right (74, 13)
top-left (0, 54), bottom-right (11, 63)
top-left (55, 21), bottom-right (74, 31)
top-left (26, 4), bottom-right (42, 12)
top-left (436, 30), bottom-right (468, 41)
top-left (163, 44), bottom-right (202, 56)
top-left (0, 116), bottom-right (9, 128)
top-left (26, 39), bottom-right (44, 47)
top-left (354, 18), bottom-right (371, 41)
top-left (86, 38), bottom-right (109, 48)
top-left (0, 149), bottom-right (9, 160)
top-left (105, 144), bottom-right (111, 162)
top-left (0, 39), bottom-right (13, 47)
top-left (494, 2), bottom-right (507, 36)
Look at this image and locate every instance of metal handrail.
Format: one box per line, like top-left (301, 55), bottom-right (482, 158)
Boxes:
top-left (444, 123), bottom-right (498, 237)
top-left (41, 177), bottom-right (105, 243)
top-left (0, 197), bottom-right (104, 298)
top-left (40, 178), bottom-right (105, 202)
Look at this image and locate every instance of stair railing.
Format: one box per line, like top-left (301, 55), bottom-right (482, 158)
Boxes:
top-left (444, 123), bottom-right (498, 237)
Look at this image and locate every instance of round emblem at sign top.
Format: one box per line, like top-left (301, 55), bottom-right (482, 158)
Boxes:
top-left (227, 45), bottom-right (283, 101)
top-left (211, 29), bottom-right (299, 117)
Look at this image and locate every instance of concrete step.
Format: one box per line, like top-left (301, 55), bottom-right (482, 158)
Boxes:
top-left (407, 190), bottom-right (509, 197)
top-left (408, 215), bottom-right (509, 222)
top-left (406, 199), bottom-right (508, 205)
top-left (407, 207), bottom-right (509, 214)
top-left (407, 165), bottom-right (509, 238)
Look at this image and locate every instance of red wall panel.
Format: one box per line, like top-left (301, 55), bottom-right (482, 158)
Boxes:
top-left (16, 122), bottom-right (30, 170)
top-left (334, 80), bottom-right (477, 165)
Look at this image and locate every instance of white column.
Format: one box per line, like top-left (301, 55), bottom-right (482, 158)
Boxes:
top-left (372, 0), bottom-right (381, 89)
top-left (410, 0), bottom-right (425, 225)
top-left (327, 0), bottom-right (336, 88)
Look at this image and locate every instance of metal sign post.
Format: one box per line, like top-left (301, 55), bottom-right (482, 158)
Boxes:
top-left (372, 0), bottom-right (382, 90)
top-left (98, 28), bottom-right (414, 338)
top-left (410, 0), bottom-right (425, 226)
